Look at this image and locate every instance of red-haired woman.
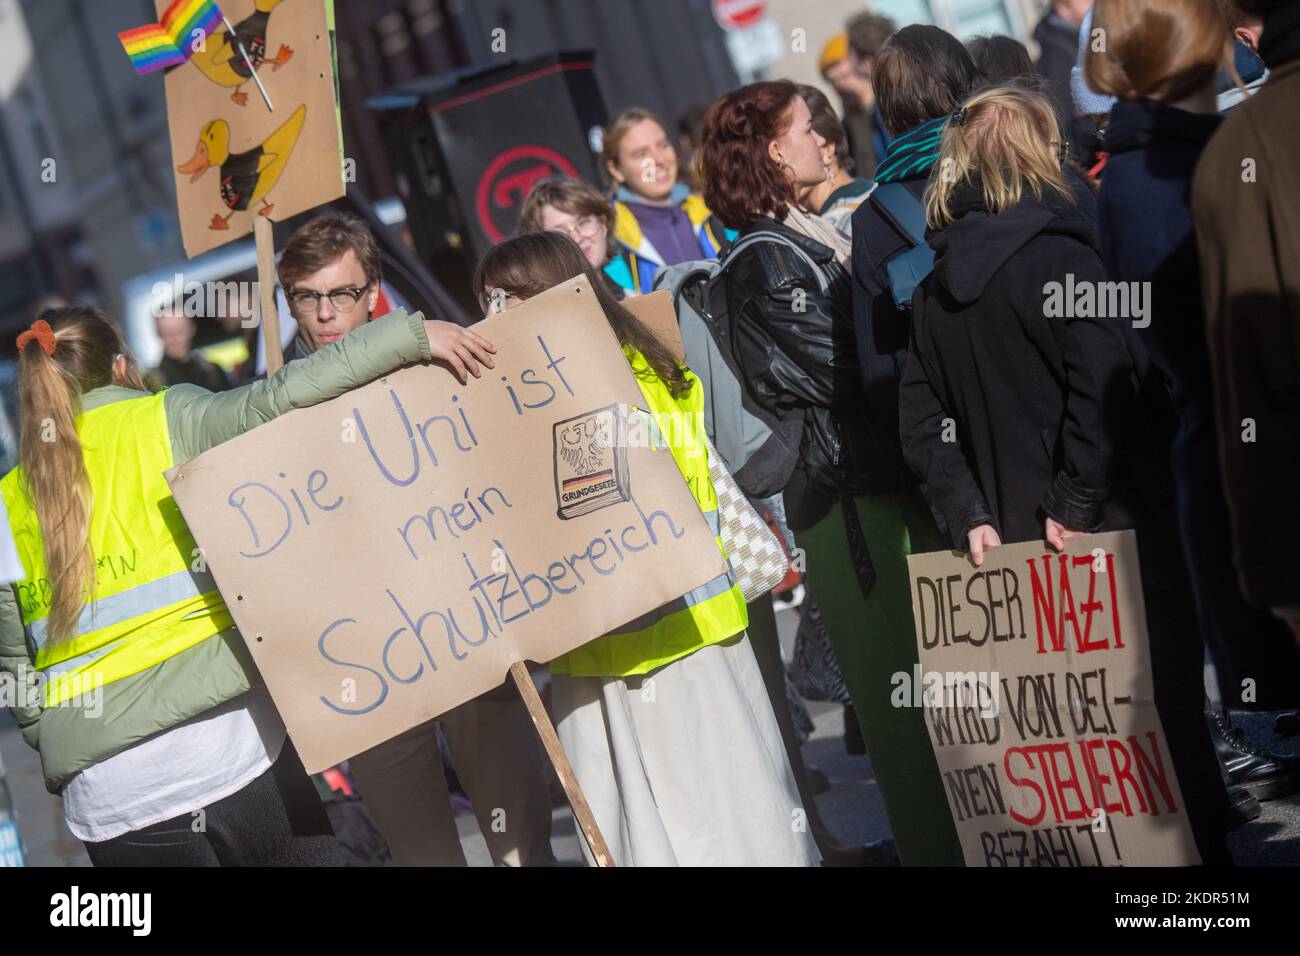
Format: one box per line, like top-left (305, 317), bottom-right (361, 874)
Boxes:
top-left (699, 80), bottom-right (962, 866)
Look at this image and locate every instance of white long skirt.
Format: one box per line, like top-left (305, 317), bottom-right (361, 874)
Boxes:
top-left (551, 633), bottom-right (821, 867)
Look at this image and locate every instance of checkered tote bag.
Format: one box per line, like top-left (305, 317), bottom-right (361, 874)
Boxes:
top-left (704, 435), bottom-right (788, 602)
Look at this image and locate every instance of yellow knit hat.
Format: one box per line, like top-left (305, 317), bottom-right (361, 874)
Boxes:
top-left (819, 33), bottom-right (849, 73)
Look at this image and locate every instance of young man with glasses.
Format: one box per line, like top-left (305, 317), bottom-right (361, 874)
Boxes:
top-left (274, 212), bottom-right (558, 866)
top-left (278, 213), bottom-right (391, 360)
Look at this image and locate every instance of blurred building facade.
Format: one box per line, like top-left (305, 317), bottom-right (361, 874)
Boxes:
top-left (2, 0), bottom-right (744, 342)
top-left (1, 0), bottom-right (1052, 346)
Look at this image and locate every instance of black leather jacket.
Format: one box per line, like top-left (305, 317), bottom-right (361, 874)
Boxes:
top-left (721, 217), bottom-right (905, 497)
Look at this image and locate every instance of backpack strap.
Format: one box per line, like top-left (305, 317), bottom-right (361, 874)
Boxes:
top-left (721, 230), bottom-right (830, 294)
top-left (869, 182), bottom-right (927, 247)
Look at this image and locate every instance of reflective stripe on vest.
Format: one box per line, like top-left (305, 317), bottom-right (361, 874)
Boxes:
top-left (606, 514), bottom-right (736, 636)
top-left (1, 391), bottom-right (234, 707)
top-left (25, 567), bottom-right (219, 650)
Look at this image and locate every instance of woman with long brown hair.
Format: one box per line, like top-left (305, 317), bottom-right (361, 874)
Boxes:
top-left (473, 231), bottom-right (819, 867)
top-left (0, 305), bottom-right (493, 865)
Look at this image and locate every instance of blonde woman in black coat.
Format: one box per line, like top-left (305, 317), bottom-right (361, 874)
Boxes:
top-left (898, 85), bottom-right (1232, 865)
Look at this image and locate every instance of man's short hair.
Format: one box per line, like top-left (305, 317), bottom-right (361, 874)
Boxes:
top-left (846, 12), bottom-right (897, 60)
top-left (278, 211), bottom-right (382, 289)
top-left (875, 25), bottom-right (980, 135)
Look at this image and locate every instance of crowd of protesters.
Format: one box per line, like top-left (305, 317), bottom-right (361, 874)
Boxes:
top-left (3, 0), bottom-right (1300, 867)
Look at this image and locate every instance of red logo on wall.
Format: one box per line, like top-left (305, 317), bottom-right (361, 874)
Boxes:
top-left (475, 145), bottom-right (580, 243)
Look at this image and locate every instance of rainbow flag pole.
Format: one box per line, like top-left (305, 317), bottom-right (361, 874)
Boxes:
top-left (117, 0), bottom-right (223, 75)
top-left (219, 12), bottom-right (274, 110)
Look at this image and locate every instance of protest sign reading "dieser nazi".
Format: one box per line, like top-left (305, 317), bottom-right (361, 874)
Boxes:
top-left (168, 277), bottom-right (726, 773)
top-left (906, 532), bottom-right (1200, 866)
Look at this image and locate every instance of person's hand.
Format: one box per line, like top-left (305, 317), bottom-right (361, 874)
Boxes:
top-left (423, 320), bottom-right (496, 384)
top-left (1272, 606), bottom-right (1300, 646)
top-left (1045, 517), bottom-right (1084, 551)
top-left (967, 523), bottom-right (1001, 567)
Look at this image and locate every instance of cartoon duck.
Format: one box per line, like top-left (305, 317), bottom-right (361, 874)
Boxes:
top-left (190, 0), bottom-right (294, 105)
top-left (176, 104), bottom-right (306, 230)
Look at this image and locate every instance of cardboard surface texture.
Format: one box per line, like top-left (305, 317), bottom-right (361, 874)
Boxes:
top-left (623, 290), bottom-right (685, 362)
top-left (906, 531), bottom-right (1201, 866)
top-left (168, 277), bottom-right (726, 772)
top-left (162, 0), bottom-right (343, 257)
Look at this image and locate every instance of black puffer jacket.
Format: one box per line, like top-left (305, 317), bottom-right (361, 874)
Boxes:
top-left (900, 183), bottom-right (1180, 569)
top-left (722, 217), bottom-right (902, 500)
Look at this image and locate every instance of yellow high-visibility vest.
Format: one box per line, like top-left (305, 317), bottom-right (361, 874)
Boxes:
top-left (550, 348), bottom-right (749, 678)
top-left (1, 392), bottom-right (233, 706)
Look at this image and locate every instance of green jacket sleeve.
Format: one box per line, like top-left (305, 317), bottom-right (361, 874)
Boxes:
top-left (0, 584), bottom-right (41, 750)
top-left (165, 310), bottom-right (431, 463)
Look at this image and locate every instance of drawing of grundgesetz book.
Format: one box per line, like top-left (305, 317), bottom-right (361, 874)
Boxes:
top-left (553, 405), bottom-right (630, 519)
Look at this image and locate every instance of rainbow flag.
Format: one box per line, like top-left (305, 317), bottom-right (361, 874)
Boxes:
top-left (118, 0), bottom-right (225, 75)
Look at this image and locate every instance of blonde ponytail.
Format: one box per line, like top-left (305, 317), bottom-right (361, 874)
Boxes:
top-left (16, 308), bottom-right (144, 644)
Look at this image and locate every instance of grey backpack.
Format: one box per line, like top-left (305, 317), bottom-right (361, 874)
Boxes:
top-left (653, 232), bottom-right (818, 499)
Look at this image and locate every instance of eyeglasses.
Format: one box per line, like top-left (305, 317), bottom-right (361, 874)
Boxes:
top-left (1050, 140), bottom-right (1071, 165)
top-left (285, 282), bottom-right (372, 314)
top-left (548, 215), bottom-right (604, 241)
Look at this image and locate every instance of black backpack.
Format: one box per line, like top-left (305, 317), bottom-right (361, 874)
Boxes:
top-left (653, 231), bottom-right (823, 499)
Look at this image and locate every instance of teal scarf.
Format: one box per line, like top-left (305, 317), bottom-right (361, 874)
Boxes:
top-left (873, 115), bottom-right (949, 184)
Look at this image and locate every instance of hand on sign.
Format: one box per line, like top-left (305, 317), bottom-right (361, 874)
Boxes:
top-left (966, 523), bottom-right (1001, 567)
top-left (1044, 517), bottom-right (1084, 552)
top-left (423, 320), bottom-right (497, 384)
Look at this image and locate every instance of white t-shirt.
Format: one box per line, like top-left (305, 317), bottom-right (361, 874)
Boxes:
top-left (62, 688), bottom-right (288, 843)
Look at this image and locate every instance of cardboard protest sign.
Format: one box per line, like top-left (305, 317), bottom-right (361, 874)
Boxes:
top-left (623, 291), bottom-right (685, 363)
top-left (160, 0), bottom-right (343, 257)
top-left (906, 531), bottom-right (1200, 866)
top-left (167, 276), bottom-right (727, 772)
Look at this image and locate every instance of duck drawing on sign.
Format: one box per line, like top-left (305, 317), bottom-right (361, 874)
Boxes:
top-left (191, 0), bottom-right (294, 105)
top-left (176, 104), bottom-right (307, 230)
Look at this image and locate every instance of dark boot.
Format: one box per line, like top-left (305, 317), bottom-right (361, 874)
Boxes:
top-left (1208, 708), bottom-right (1300, 800)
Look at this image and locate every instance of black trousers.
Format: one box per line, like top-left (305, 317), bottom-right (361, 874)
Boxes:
top-left (1144, 585), bottom-right (1233, 866)
top-left (84, 740), bottom-right (349, 867)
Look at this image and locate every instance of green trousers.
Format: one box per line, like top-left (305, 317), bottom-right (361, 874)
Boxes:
top-left (795, 492), bottom-right (964, 866)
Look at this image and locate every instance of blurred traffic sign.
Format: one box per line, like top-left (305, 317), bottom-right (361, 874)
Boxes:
top-left (712, 0), bottom-right (766, 31)
top-left (723, 17), bottom-right (784, 77)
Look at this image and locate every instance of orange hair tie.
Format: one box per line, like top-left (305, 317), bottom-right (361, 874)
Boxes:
top-left (17, 319), bottom-right (56, 356)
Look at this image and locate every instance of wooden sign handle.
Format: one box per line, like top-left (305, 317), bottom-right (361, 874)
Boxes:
top-left (508, 661), bottom-right (616, 867)
top-left (255, 217), bottom-right (285, 375)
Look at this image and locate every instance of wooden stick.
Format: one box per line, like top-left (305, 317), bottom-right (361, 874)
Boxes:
top-left (508, 660), bottom-right (615, 867)
top-left (254, 217), bottom-right (285, 375)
